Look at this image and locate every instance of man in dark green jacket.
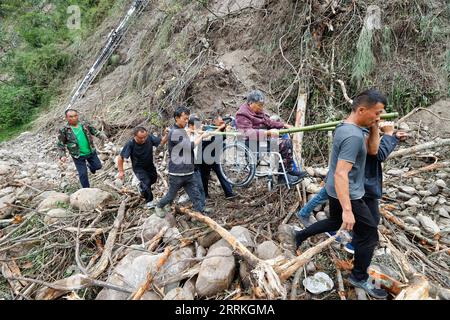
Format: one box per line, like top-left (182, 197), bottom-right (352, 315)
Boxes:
top-left (57, 109), bottom-right (108, 188)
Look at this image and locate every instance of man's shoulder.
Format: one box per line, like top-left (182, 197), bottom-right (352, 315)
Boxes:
top-left (58, 124), bottom-right (70, 133)
top-left (335, 123), bottom-right (364, 136)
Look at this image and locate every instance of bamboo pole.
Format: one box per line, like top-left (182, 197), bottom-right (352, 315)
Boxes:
top-left (209, 112), bottom-right (399, 136)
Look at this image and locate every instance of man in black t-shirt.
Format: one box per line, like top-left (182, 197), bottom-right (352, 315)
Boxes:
top-left (118, 126), bottom-right (168, 208)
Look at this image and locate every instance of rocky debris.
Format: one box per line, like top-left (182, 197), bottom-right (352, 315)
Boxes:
top-left (70, 188), bottom-right (112, 211)
top-left (142, 213), bottom-right (176, 241)
top-left (229, 226), bottom-right (255, 251)
top-left (404, 197), bottom-right (421, 207)
top-left (0, 162), bottom-right (12, 175)
top-left (198, 231), bottom-right (221, 248)
top-left (163, 227), bottom-right (182, 246)
top-left (399, 186), bottom-right (417, 195)
top-left (37, 192), bottom-right (70, 213)
top-left (315, 211), bottom-right (327, 221)
top-left (416, 214), bottom-right (440, 236)
top-left (195, 246), bottom-right (236, 297)
top-left (43, 208), bottom-right (70, 224)
top-left (255, 241), bottom-right (282, 260)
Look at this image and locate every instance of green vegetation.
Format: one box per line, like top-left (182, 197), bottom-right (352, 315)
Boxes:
top-left (351, 26), bottom-right (375, 89)
top-left (0, 0), bottom-right (118, 141)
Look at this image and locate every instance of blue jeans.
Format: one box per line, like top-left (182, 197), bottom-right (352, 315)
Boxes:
top-left (157, 173), bottom-right (203, 212)
top-left (72, 151), bottom-right (102, 188)
top-left (297, 187), bottom-right (328, 218)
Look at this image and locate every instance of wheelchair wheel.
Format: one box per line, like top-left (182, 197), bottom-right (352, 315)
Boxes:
top-left (219, 142), bottom-right (256, 188)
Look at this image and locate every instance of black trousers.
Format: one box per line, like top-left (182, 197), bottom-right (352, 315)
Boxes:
top-left (134, 166), bottom-right (157, 202)
top-left (297, 196), bottom-right (379, 281)
top-left (199, 163), bottom-right (233, 198)
top-left (72, 151), bottom-right (103, 188)
top-left (157, 174), bottom-right (203, 212)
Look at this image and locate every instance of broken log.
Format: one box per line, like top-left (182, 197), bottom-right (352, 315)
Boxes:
top-left (403, 162), bottom-right (450, 178)
top-left (275, 234), bottom-right (338, 281)
top-left (389, 138), bottom-right (450, 159)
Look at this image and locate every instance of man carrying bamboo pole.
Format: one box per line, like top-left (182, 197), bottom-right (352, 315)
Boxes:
top-left (294, 89), bottom-right (388, 299)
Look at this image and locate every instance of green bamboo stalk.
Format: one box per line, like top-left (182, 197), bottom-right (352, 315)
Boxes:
top-left (209, 112), bottom-right (398, 136)
top-left (278, 112), bottom-right (398, 135)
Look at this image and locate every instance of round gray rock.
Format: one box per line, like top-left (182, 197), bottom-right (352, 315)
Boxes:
top-left (256, 241), bottom-right (282, 260)
top-left (70, 188), bottom-right (112, 211)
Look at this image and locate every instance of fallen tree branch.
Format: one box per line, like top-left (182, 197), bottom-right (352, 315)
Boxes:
top-left (130, 247), bottom-right (172, 300)
top-left (88, 199), bottom-right (128, 278)
top-left (147, 226), bottom-right (169, 251)
top-left (275, 234), bottom-right (339, 281)
top-left (35, 199), bottom-right (128, 300)
top-left (16, 274), bottom-right (133, 299)
top-left (398, 107), bottom-right (450, 123)
top-left (403, 162), bottom-right (450, 178)
top-left (388, 139), bottom-right (450, 159)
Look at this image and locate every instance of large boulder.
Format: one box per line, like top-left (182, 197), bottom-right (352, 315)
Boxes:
top-left (43, 208), bottom-right (70, 225)
top-left (195, 246), bottom-right (236, 297)
top-left (142, 214), bottom-right (176, 241)
top-left (417, 214), bottom-right (440, 236)
top-left (229, 226), bottom-right (255, 250)
top-left (70, 188), bottom-right (112, 211)
top-left (96, 247), bottom-right (193, 300)
top-left (256, 241), bottom-right (282, 260)
top-left (163, 227), bottom-right (182, 246)
top-left (37, 192), bottom-right (70, 213)
top-left (156, 246), bottom-right (195, 288)
top-left (198, 231), bottom-right (222, 248)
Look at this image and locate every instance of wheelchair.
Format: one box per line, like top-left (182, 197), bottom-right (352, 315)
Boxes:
top-left (218, 134), bottom-right (300, 192)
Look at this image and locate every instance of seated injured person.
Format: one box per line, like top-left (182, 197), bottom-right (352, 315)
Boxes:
top-left (235, 89), bottom-right (307, 185)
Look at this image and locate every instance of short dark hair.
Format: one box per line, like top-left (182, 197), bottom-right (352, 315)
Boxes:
top-left (133, 126), bottom-right (148, 136)
top-left (174, 106), bottom-right (190, 119)
top-left (352, 89), bottom-right (387, 111)
top-left (188, 115), bottom-right (200, 126)
top-left (65, 108), bottom-right (78, 116)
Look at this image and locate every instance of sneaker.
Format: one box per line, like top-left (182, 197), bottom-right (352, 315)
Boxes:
top-left (294, 229), bottom-right (305, 249)
top-left (325, 231), bottom-right (344, 244)
top-left (203, 207), bottom-right (213, 214)
top-left (225, 193), bottom-right (238, 200)
top-left (344, 242), bottom-right (355, 255)
top-left (278, 174), bottom-right (302, 186)
top-left (154, 206), bottom-right (167, 218)
top-left (347, 274), bottom-right (388, 299)
top-left (87, 165), bottom-right (96, 174)
top-left (287, 170), bottom-right (309, 179)
top-left (145, 201), bottom-right (156, 209)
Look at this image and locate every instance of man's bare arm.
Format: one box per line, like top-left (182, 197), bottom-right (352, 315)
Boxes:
top-left (366, 124), bottom-right (380, 155)
top-left (117, 156), bottom-right (125, 180)
top-left (334, 160), bottom-right (355, 230)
